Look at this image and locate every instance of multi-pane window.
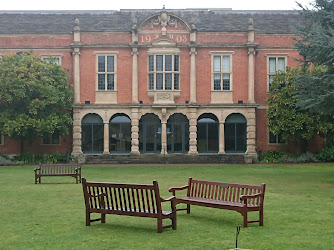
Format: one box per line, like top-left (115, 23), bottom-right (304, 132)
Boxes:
top-left (97, 55), bottom-right (115, 91)
top-left (269, 131), bottom-right (285, 144)
top-left (41, 55), bottom-right (61, 65)
top-left (212, 55), bottom-right (232, 90)
top-left (268, 56), bottom-right (286, 88)
top-left (42, 134), bottom-right (60, 145)
top-left (148, 55), bottom-right (180, 90)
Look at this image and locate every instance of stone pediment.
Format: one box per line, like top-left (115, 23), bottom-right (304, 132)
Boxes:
top-left (138, 7), bottom-right (190, 33)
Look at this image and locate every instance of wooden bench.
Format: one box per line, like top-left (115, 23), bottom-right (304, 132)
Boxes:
top-left (34, 163), bottom-right (81, 184)
top-left (169, 177), bottom-right (266, 227)
top-left (82, 178), bottom-right (177, 233)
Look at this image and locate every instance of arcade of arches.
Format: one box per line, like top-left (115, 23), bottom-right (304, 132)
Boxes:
top-left (74, 107), bottom-right (255, 156)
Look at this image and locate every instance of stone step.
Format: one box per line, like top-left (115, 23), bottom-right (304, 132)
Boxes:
top-left (83, 154), bottom-right (246, 164)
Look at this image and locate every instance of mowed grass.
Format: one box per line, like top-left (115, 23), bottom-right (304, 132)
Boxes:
top-left (0, 164), bottom-right (333, 250)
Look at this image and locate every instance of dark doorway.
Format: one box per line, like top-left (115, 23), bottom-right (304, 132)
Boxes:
top-left (167, 113), bottom-right (189, 153)
top-left (139, 114), bottom-right (161, 153)
top-left (197, 113), bottom-right (219, 153)
top-left (81, 114), bottom-right (104, 154)
top-left (225, 113), bottom-right (247, 153)
top-left (109, 114), bottom-right (131, 153)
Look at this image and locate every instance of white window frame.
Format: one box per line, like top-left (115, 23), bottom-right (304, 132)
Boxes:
top-left (210, 51), bottom-right (234, 91)
top-left (266, 54), bottom-right (288, 91)
top-left (147, 52), bottom-right (180, 91)
top-left (94, 52), bottom-right (118, 92)
top-left (41, 133), bottom-right (60, 145)
top-left (40, 54), bottom-right (63, 65)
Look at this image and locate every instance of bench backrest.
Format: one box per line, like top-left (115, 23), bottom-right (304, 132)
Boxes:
top-left (82, 178), bottom-right (162, 216)
top-left (38, 163), bottom-right (81, 174)
top-left (188, 178), bottom-right (265, 206)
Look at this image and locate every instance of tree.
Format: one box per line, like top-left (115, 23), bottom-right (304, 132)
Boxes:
top-left (267, 66), bottom-right (334, 150)
top-left (295, 0), bottom-right (334, 116)
top-left (0, 52), bottom-right (73, 153)
top-left (267, 67), bottom-right (316, 141)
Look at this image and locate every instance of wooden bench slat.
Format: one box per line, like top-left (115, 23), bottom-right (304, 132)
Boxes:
top-left (34, 163), bottom-right (81, 184)
top-left (82, 178), bottom-right (177, 233)
top-left (169, 178), bottom-right (265, 227)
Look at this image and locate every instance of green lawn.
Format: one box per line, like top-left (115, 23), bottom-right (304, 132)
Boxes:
top-left (0, 164), bottom-right (333, 250)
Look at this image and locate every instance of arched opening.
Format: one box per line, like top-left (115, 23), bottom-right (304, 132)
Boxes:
top-left (81, 114), bottom-right (104, 154)
top-left (167, 113), bottom-right (189, 153)
top-left (109, 114), bottom-right (131, 153)
top-left (139, 114), bottom-right (161, 153)
top-left (225, 113), bottom-right (247, 153)
top-left (197, 113), bottom-right (219, 153)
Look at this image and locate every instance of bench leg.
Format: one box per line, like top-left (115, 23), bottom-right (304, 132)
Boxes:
top-left (243, 211), bottom-right (248, 228)
top-left (259, 210), bottom-right (264, 226)
top-left (187, 204), bottom-right (191, 214)
top-left (171, 216), bottom-right (177, 230)
top-left (86, 212), bottom-right (91, 226)
top-left (157, 218), bottom-right (163, 233)
top-left (101, 213), bottom-right (106, 223)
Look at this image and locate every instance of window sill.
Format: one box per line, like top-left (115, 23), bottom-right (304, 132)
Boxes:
top-left (147, 90), bottom-right (181, 104)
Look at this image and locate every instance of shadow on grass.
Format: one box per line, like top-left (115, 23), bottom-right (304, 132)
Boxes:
top-left (84, 219), bottom-right (164, 234)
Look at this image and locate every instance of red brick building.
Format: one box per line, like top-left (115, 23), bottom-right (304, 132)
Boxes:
top-left (0, 9), bottom-right (316, 163)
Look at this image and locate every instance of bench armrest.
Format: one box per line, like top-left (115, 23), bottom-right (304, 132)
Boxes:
top-left (34, 168), bottom-right (40, 172)
top-left (160, 196), bottom-right (176, 203)
top-left (169, 185), bottom-right (189, 196)
top-left (240, 192), bottom-right (264, 206)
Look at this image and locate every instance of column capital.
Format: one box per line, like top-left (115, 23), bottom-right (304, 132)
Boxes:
top-left (189, 47), bottom-right (197, 55)
top-left (131, 51), bottom-right (139, 56)
top-left (72, 51), bottom-right (81, 56)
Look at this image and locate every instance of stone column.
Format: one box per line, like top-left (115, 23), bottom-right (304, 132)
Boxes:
top-left (247, 18), bottom-right (256, 104)
top-left (72, 108), bottom-right (82, 156)
top-left (248, 49), bottom-right (255, 104)
top-left (73, 19), bottom-right (81, 104)
top-left (219, 121), bottom-right (225, 154)
top-left (188, 108), bottom-right (198, 155)
top-left (190, 48), bottom-right (197, 104)
top-left (161, 121), bottom-right (167, 155)
top-left (246, 108), bottom-right (257, 155)
top-left (73, 49), bottom-right (81, 104)
top-left (103, 122), bottom-right (109, 154)
top-left (131, 48), bottom-right (139, 103)
top-left (131, 107), bottom-right (140, 155)
top-left (161, 108), bottom-right (167, 155)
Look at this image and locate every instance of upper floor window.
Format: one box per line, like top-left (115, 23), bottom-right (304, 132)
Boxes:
top-left (148, 54), bottom-right (180, 90)
top-left (41, 55), bottom-right (62, 65)
top-left (267, 55), bottom-right (288, 90)
top-left (95, 52), bottom-right (118, 91)
top-left (42, 133), bottom-right (60, 145)
top-left (211, 52), bottom-right (233, 91)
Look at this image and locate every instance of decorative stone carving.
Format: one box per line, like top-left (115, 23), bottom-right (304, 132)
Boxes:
top-left (142, 6), bottom-right (186, 31)
top-left (157, 93), bottom-right (171, 100)
top-left (147, 90), bottom-right (180, 104)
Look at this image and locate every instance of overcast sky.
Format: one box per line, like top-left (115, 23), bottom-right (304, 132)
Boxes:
top-left (1, 0), bottom-right (314, 11)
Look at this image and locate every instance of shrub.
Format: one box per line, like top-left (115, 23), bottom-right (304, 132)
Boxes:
top-left (261, 150), bottom-right (285, 163)
top-left (316, 146), bottom-right (334, 162)
top-left (12, 153), bottom-right (73, 164)
top-left (287, 152), bottom-right (318, 163)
